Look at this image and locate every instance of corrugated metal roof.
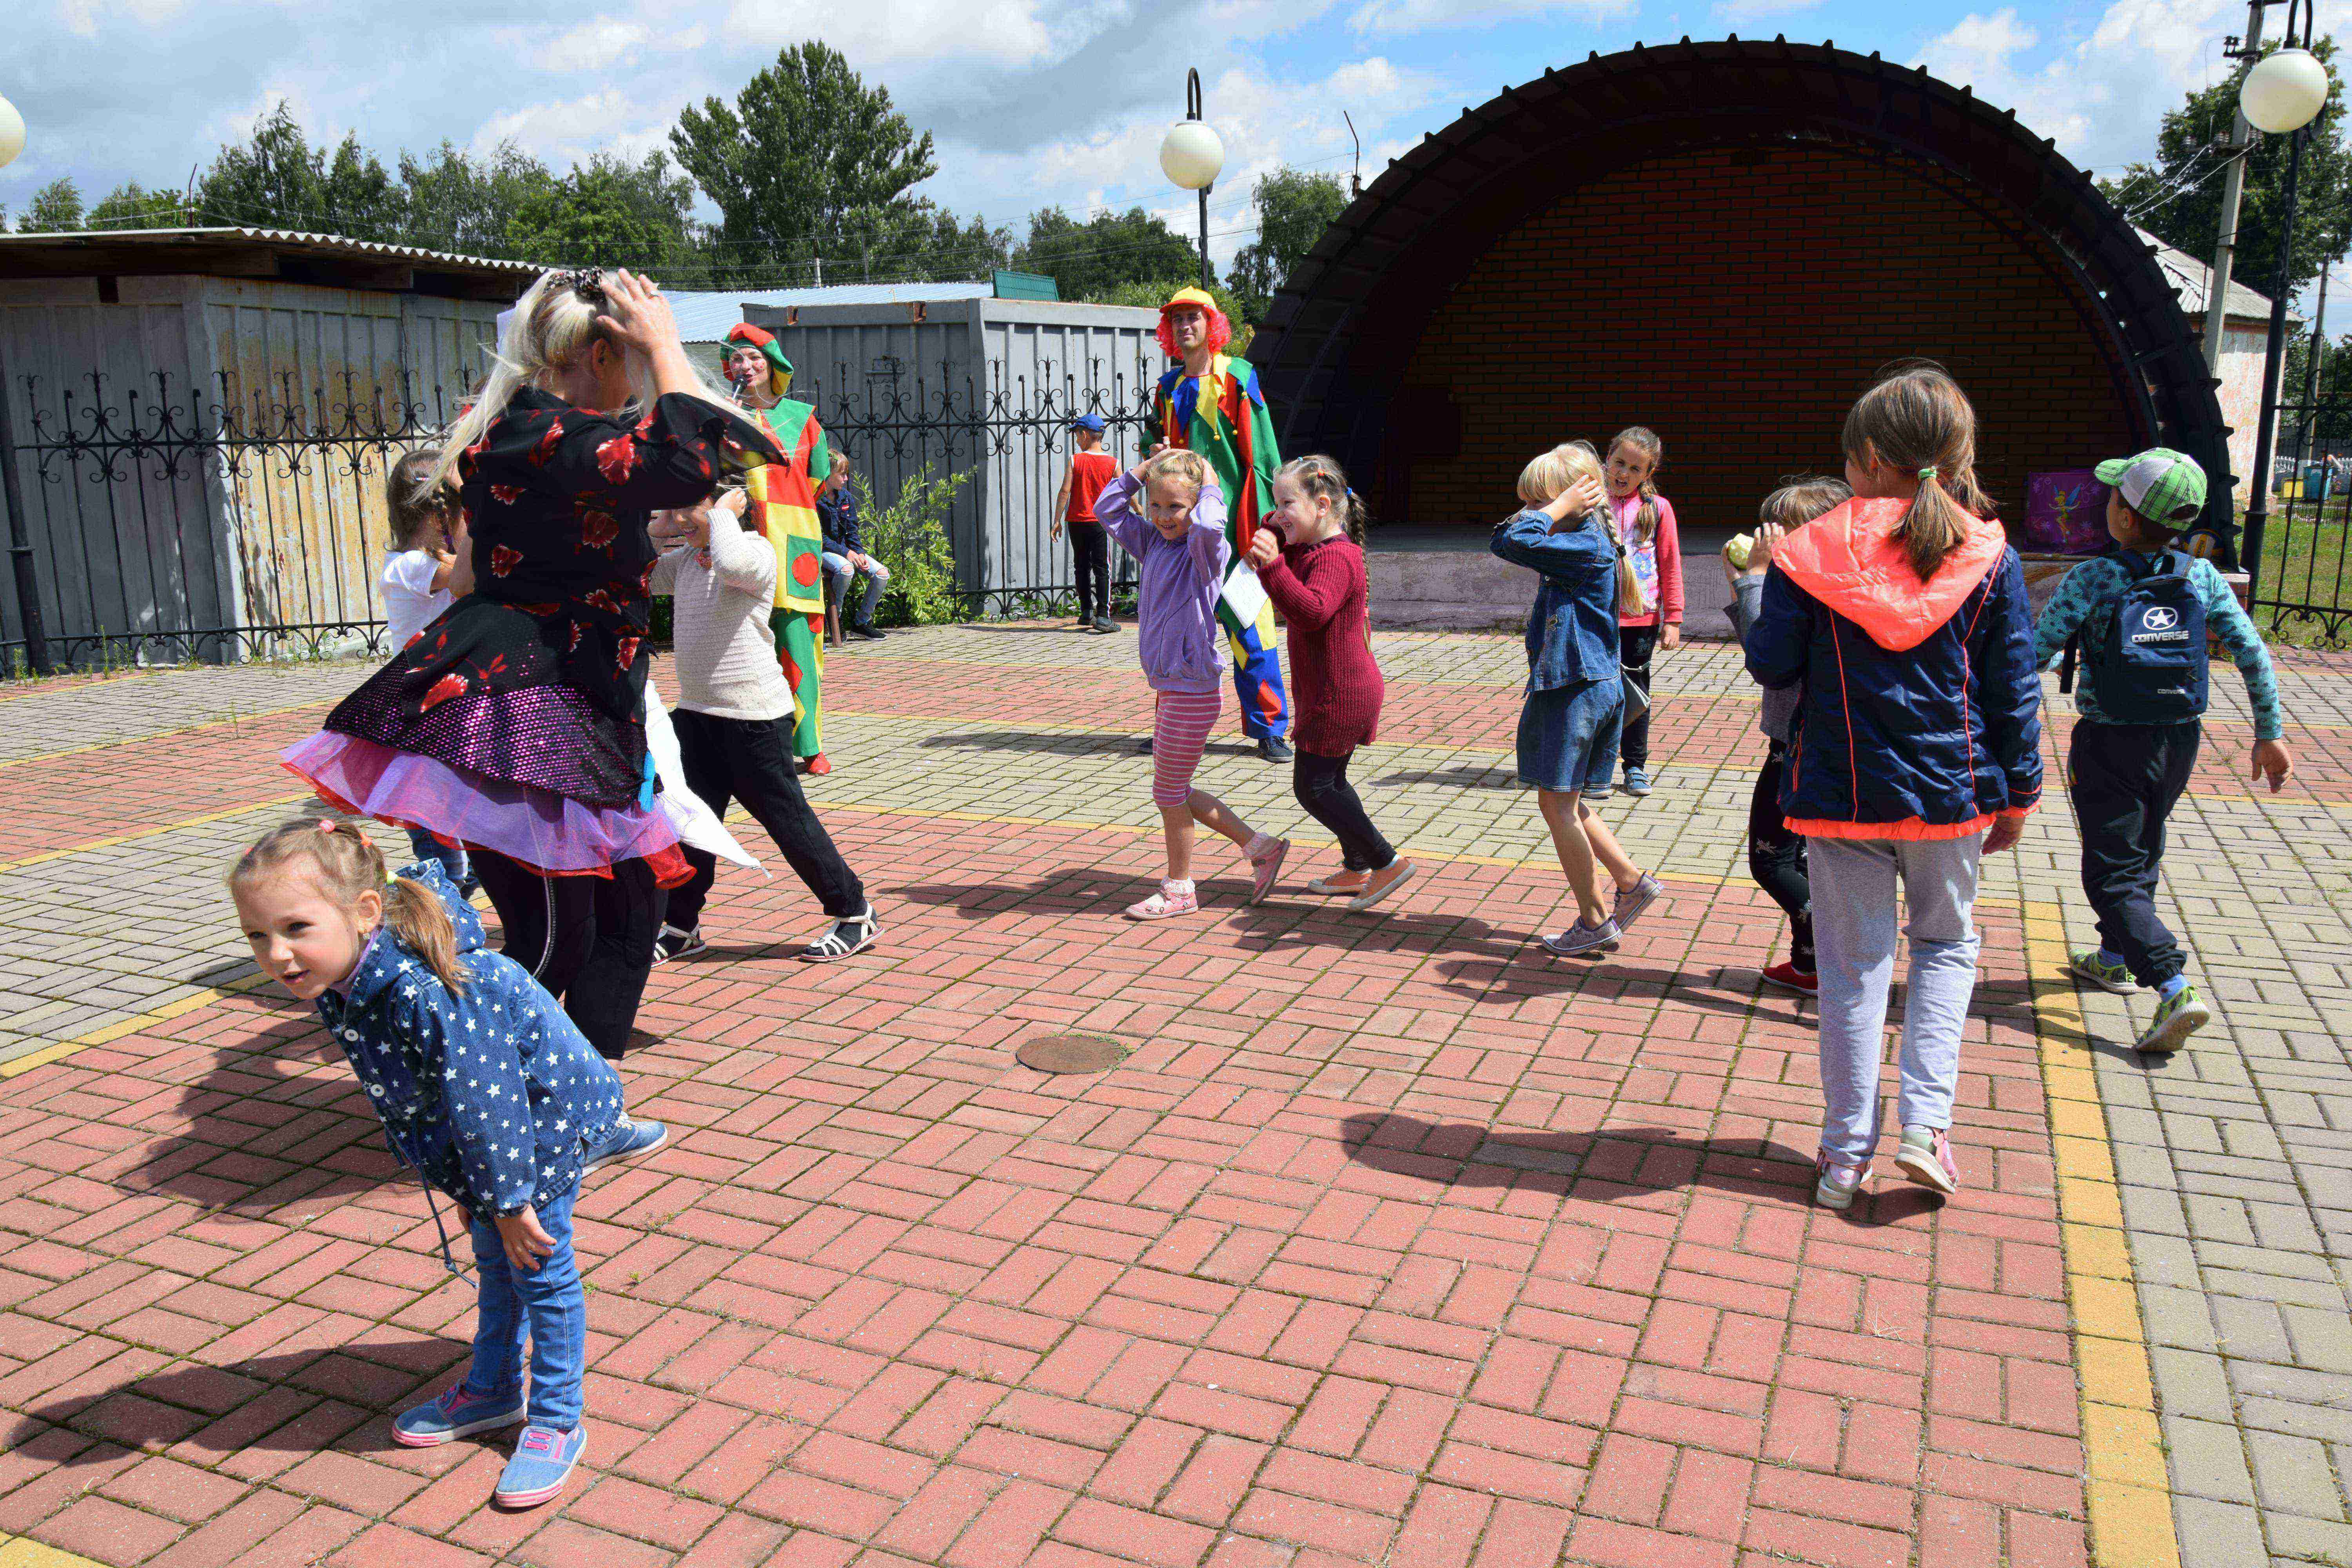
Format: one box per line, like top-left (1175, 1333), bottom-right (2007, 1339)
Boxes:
top-left (0, 225), bottom-right (543, 278)
top-left (2139, 227), bottom-right (2286, 325)
top-left (670, 281), bottom-right (995, 343)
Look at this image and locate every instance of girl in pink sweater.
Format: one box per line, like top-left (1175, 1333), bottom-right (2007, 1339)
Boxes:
top-left (1606, 426), bottom-right (1681, 797)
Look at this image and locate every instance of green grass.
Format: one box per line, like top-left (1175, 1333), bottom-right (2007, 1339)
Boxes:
top-left (2249, 498), bottom-right (2352, 648)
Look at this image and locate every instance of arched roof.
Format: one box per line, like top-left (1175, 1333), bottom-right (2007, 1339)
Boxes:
top-left (1252, 36), bottom-right (2229, 532)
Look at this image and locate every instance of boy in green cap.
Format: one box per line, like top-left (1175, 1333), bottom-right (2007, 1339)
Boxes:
top-left (2034, 447), bottom-right (2293, 1053)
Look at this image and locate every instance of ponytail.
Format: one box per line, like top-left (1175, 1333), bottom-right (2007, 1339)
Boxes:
top-left (1841, 365), bottom-right (1992, 582)
top-left (229, 816), bottom-right (466, 994)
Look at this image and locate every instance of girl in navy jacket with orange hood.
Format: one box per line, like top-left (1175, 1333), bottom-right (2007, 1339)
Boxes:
top-left (1745, 365), bottom-right (2042, 1212)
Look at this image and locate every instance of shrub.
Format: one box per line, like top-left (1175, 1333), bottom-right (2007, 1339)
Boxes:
top-left (856, 463), bottom-right (972, 626)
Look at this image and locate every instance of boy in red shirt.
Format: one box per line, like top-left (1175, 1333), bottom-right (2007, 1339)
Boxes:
top-left (1053, 413), bottom-right (1121, 632)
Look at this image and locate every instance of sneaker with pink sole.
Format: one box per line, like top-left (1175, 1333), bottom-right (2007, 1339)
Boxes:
top-left (1894, 1125), bottom-right (1960, 1194)
top-left (1247, 836), bottom-right (1289, 905)
top-left (1126, 881), bottom-right (1200, 920)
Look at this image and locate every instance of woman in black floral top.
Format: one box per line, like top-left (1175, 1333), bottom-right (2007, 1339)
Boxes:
top-left (285, 268), bottom-right (780, 1058)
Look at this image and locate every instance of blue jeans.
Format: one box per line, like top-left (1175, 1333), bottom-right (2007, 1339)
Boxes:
top-left (1806, 835), bottom-right (1982, 1162)
top-left (463, 1182), bottom-right (584, 1430)
top-left (821, 551), bottom-right (887, 623)
top-left (405, 826), bottom-right (472, 891)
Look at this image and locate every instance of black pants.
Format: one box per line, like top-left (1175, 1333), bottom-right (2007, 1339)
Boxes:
top-left (474, 850), bottom-right (658, 1062)
top-left (666, 708), bottom-right (866, 931)
top-left (2071, 719), bottom-right (2200, 988)
top-left (1619, 624), bottom-right (1658, 769)
top-left (1068, 520), bottom-right (1111, 623)
top-left (1748, 740), bottom-right (1814, 970)
top-left (1293, 750), bottom-right (1396, 873)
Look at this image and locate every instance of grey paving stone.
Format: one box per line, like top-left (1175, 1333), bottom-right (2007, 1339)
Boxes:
top-left (2171, 1414), bottom-right (2259, 1503)
top-left (2178, 1496), bottom-right (2276, 1568)
top-left (2156, 1347), bottom-right (2241, 1424)
top-left (2250, 1431), bottom-right (2346, 1522)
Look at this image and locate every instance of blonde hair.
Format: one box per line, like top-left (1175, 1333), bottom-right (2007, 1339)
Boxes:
top-left (386, 450), bottom-right (457, 553)
top-left (1840, 364), bottom-right (1993, 581)
top-left (1516, 441), bottom-right (1646, 615)
top-left (1275, 454), bottom-right (1368, 546)
top-left (229, 816), bottom-right (465, 994)
top-left (432, 269), bottom-right (735, 492)
top-left (1608, 426), bottom-right (1665, 545)
top-left (1760, 475), bottom-right (1853, 531)
top-left (1143, 447), bottom-right (1210, 497)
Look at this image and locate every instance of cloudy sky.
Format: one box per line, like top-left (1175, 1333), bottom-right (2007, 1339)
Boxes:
top-left (6, 0), bottom-right (2282, 270)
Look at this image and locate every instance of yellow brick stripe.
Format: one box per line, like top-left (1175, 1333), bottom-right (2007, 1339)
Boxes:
top-left (0, 974), bottom-right (274, 1080)
top-left (0, 1530), bottom-right (114, 1564)
top-left (2022, 898), bottom-right (2179, 1568)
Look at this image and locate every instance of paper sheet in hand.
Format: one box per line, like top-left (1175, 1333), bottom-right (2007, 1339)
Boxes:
top-left (1218, 559), bottom-right (1268, 635)
top-left (644, 676), bottom-right (762, 871)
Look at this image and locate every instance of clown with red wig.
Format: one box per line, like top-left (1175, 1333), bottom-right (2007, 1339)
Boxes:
top-left (1152, 287), bottom-right (1292, 758)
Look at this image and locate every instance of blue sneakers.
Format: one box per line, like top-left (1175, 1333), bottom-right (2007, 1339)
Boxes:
top-left (1621, 766), bottom-right (1653, 797)
top-left (494, 1423), bottom-right (586, 1508)
top-left (582, 1117), bottom-right (668, 1174)
top-left (392, 1384), bottom-right (525, 1448)
top-left (1539, 917), bottom-right (1622, 957)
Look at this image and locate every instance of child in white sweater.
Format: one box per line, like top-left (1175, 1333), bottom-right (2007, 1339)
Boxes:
top-left (648, 492), bottom-right (880, 964)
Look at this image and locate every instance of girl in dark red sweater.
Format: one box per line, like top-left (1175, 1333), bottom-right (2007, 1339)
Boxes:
top-left (1244, 456), bottom-right (1415, 911)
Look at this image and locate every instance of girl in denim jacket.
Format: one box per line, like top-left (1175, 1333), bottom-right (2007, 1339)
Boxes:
top-left (1490, 443), bottom-right (1664, 958)
top-left (228, 817), bottom-right (665, 1509)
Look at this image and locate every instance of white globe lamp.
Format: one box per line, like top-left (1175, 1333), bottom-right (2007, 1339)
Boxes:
top-left (0, 96), bottom-right (24, 170)
top-left (1159, 120), bottom-right (1223, 192)
top-left (2242, 47), bottom-right (2330, 134)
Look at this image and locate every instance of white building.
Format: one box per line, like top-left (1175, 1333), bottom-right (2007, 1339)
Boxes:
top-left (2142, 228), bottom-right (2297, 501)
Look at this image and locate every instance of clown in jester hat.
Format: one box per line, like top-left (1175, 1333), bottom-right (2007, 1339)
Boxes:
top-left (723, 322), bottom-right (834, 774)
top-left (1152, 287), bottom-right (1292, 759)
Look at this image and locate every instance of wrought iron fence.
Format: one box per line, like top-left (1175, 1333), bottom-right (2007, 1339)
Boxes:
top-left (2249, 392), bottom-right (2352, 646)
top-left (1, 357), bottom-right (1168, 674)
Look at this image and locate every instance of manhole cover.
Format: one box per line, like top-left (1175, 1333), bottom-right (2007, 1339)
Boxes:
top-left (1016, 1033), bottom-right (1131, 1074)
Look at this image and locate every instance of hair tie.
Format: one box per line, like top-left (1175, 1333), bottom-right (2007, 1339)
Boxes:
top-left (317, 819), bottom-right (337, 835)
top-left (1917, 466), bottom-right (1939, 482)
top-left (382, 865), bottom-right (398, 888)
top-left (554, 267), bottom-right (607, 304)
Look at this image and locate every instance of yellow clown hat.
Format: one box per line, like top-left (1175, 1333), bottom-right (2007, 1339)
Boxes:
top-left (1160, 286), bottom-right (1218, 317)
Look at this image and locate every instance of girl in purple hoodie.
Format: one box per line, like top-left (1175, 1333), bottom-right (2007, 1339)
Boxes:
top-left (1098, 450), bottom-right (1289, 919)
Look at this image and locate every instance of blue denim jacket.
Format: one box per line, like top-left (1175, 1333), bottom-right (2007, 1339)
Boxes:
top-left (1491, 508), bottom-right (1622, 693)
top-left (314, 862), bottom-right (625, 1220)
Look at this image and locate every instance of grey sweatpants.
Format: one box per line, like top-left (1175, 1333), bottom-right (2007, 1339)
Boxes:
top-left (1806, 834), bottom-right (1983, 1162)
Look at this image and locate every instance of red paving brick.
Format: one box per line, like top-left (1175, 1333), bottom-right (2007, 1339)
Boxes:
top-left (0, 637), bottom-right (2111, 1566)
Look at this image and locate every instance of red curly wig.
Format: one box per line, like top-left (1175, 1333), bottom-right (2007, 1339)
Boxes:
top-left (1156, 290), bottom-right (1232, 361)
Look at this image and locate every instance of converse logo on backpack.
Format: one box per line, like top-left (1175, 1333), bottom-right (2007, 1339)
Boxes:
top-left (2066, 549), bottom-right (2209, 725)
top-left (2132, 605), bottom-right (2185, 642)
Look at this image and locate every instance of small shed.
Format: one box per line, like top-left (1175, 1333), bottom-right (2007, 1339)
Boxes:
top-left (741, 293), bottom-right (1163, 609)
top-left (2143, 231), bottom-right (2296, 495)
top-left (0, 227), bottom-right (534, 668)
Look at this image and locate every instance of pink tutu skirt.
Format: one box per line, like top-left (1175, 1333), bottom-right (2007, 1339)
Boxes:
top-left (283, 732), bottom-right (690, 885)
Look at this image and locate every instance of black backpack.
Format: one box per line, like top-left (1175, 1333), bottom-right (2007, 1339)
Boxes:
top-left (2060, 550), bottom-right (2207, 724)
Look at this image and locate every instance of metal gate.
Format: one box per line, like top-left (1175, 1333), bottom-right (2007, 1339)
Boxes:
top-left (2248, 393), bottom-right (2352, 646)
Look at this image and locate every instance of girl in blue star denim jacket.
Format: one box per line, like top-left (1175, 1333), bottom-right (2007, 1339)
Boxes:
top-left (227, 816), bottom-right (665, 1509)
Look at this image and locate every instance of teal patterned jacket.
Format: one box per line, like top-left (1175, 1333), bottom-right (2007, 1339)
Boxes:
top-left (2032, 552), bottom-right (2283, 740)
top-left (313, 863), bottom-right (625, 1217)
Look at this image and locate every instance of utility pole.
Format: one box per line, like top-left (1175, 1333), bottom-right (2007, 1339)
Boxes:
top-left (2204, 0), bottom-right (2270, 377)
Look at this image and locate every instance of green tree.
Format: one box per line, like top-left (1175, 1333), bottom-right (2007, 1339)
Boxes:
top-left (507, 152), bottom-right (698, 270)
top-left (399, 142), bottom-right (557, 257)
top-left (831, 200), bottom-right (1009, 284)
top-left (87, 180), bottom-right (188, 229)
top-left (1014, 206), bottom-right (1206, 301)
top-left (20, 178), bottom-right (84, 232)
top-left (195, 104), bottom-right (402, 240)
top-left (2103, 40), bottom-right (2352, 301)
top-left (1229, 167), bottom-right (1346, 323)
top-left (1091, 276), bottom-right (1254, 357)
top-left (671, 41), bottom-right (938, 278)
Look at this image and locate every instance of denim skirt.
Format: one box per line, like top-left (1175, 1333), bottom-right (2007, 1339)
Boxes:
top-left (1517, 678), bottom-right (1625, 793)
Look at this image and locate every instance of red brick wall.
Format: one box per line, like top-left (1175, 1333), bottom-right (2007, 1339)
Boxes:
top-left (1384, 143), bottom-right (2144, 536)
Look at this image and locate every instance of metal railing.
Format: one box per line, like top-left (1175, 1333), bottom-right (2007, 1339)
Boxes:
top-left (2249, 393), bottom-right (2352, 646)
top-left (1, 359), bottom-right (1170, 673)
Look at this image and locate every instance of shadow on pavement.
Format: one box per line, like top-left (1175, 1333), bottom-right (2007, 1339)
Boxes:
top-left (1339, 1110), bottom-right (1944, 1223)
top-left (7, 1337), bottom-right (472, 1464)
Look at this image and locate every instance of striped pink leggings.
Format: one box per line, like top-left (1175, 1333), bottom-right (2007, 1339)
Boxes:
top-left (1151, 689), bottom-right (1223, 808)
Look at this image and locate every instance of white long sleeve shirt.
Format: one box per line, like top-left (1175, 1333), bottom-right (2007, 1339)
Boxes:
top-left (649, 505), bottom-right (793, 722)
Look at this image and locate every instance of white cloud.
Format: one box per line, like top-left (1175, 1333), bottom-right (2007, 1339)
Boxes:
top-left (471, 90), bottom-right (680, 168)
top-left (1914, 0), bottom-right (2238, 169)
top-left (1348, 0), bottom-right (1628, 36)
top-left (58, 0), bottom-right (187, 38)
top-left (721, 0), bottom-right (1060, 69)
top-left (1708, 0), bottom-right (1822, 24)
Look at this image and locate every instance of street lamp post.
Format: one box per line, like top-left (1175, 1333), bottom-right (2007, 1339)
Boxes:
top-left (0, 92), bottom-right (45, 676)
top-left (2238, 4), bottom-right (2332, 593)
top-left (1159, 69), bottom-right (1223, 290)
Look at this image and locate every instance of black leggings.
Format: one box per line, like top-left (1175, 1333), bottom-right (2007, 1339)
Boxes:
top-left (1619, 624), bottom-right (1657, 769)
top-left (1748, 741), bottom-right (1814, 970)
top-left (473, 851), bottom-right (660, 1061)
top-left (1068, 520), bottom-right (1111, 622)
top-left (1293, 750), bottom-right (1396, 873)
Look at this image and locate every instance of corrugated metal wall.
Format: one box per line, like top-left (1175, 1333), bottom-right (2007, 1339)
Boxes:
top-left (746, 299), bottom-right (1161, 604)
top-left (0, 275), bottom-right (501, 662)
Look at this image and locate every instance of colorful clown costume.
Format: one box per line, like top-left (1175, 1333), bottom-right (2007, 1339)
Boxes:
top-left (1153, 294), bottom-right (1290, 743)
top-left (726, 324), bottom-right (834, 774)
